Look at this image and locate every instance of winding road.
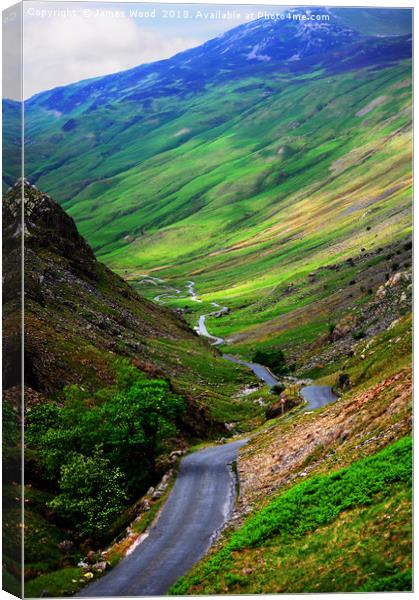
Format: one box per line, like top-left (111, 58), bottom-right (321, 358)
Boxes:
top-left (222, 353), bottom-right (279, 386)
top-left (184, 283), bottom-right (338, 410)
top-left (82, 277), bottom-right (338, 596)
top-left (144, 277), bottom-right (338, 410)
top-left (300, 385), bottom-right (338, 409)
top-left (79, 440), bottom-right (246, 597)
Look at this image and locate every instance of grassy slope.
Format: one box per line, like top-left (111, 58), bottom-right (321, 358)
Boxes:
top-left (30, 60), bottom-right (410, 356)
top-left (170, 436), bottom-right (412, 594)
top-left (169, 316), bottom-right (412, 594)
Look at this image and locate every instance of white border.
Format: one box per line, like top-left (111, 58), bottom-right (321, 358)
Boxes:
top-left (0, 2), bottom-right (415, 600)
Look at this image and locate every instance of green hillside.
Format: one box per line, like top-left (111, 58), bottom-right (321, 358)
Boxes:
top-left (170, 315), bottom-right (412, 594)
top-left (2, 7), bottom-right (412, 596)
top-left (170, 436), bottom-right (412, 594)
top-left (16, 20), bottom-right (411, 361)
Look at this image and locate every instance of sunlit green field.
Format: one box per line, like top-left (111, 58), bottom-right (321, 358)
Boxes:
top-left (61, 62), bottom-right (411, 352)
top-left (21, 35), bottom-right (412, 357)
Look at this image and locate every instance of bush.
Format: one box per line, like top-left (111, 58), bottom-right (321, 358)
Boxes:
top-left (353, 330), bottom-right (366, 340)
top-left (49, 449), bottom-right (127, 538)
top-left (253, 348), bottom-right (289, 376)
top-left (271, 383), bottom-right (285, 395)
top-left (26, 365), bottom-right (187, 539)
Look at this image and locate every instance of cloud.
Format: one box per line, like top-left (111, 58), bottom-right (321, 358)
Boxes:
top-left (21, 9), bottom-right (201, 99)
top-left (3, 5), bottom-right (23, 100)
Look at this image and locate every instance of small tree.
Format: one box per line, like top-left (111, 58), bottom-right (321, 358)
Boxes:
top-left (102, 380), bottom-right (185, 483)
top-left (49, 448), bottom-right (127, 538)
top-left (271, 383), bottom-right (285, 395)
top-left (253, 348), bottom-right (289, 376)
top-left (26, 373), bottom-right (187, 538)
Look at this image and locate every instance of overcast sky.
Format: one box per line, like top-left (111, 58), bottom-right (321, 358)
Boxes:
top-left (4, 1), bottom-right (276, 100)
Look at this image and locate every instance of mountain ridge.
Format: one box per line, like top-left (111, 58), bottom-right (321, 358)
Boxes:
top-left (3, 180), bottom-right (257, 429)
top-left (8, 7), bottom-right (411, 365)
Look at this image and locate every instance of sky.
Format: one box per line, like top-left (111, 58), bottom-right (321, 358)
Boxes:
top-left (3, 1), bottom-right (287, 100)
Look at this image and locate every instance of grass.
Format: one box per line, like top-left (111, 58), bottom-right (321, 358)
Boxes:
top-left (18, 52), bottom-right (412, 356)
top-left (4, 22), bottom-right (412, 598)
top-left (170, 436), bottom-right (412, 594)
top-left (24, 567), bottom-right (84, 598)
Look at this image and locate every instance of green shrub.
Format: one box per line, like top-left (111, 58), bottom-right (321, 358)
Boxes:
top-left (270, 383), bottom-right (285, 395)
top-left (49, 449), bottom-right (127, 538)
top-left (353, 330), bottom-right (366, 340)
top-left (253, 348), bottom-right (289, 376)
top-left (25, 368), bottom-right (186, 539)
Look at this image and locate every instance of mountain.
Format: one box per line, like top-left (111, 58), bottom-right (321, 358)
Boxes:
top-left (3, 180), bottom-right (264, 595)
top-left (10, 7), bottom-right (412, 370)
top-left (3, 180), bottom-right (260, 429)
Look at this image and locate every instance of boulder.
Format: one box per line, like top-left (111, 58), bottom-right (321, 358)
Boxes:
top-left (376, 285), bottom-right (387, 299)
top-left (330, 314), bottom-right (357, 341)
top-left (386, 271), bottom-right (410, 288)
top-left (92, 561), bottom-right (108, 573)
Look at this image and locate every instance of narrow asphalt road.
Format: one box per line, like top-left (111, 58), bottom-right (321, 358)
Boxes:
top-left (223, 355), bottom-right (337, 409)
top-left (222, 354), bottom-right (278, 386)
top-left (196, 314), bottom-right (224, 346)
top-left (79, 440), bottom-right (246, 597)
top-left (300, 385), bottom-right (338, 409)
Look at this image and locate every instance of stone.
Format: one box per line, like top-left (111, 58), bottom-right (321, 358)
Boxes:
top-left (142, 499), bottom-right (151, 512)
top-left (330, 314), bottom-right (357, 341)
top-left (92, 561), bottom-right (108, 572)
top-left (77, 560), bottom-right (88, 568)
top-left (375, 285), bottom-right (387, 299)
top-left (169, 449), bottom-right (185, 459)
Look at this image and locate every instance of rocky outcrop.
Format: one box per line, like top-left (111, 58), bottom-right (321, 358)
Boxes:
top-left (301, 262), bottom-right (412, 375)
top-left (2, 181), bottom-right (230, 437)
top-left (265, 394), bottom-right (301, 420)
top-left (234, 365), bottom-right (411, 524)
top-left (329, 314), bottom-right (358, 342)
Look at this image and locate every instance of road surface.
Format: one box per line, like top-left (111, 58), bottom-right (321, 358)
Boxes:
top-left (79, 440), bottom-right (246, 597)
top-left (300, 385), bottom-right (338, 409)
top-left (196, 314), bottom-right (224, 346)
top-left (222, 354), bottom-right (278, 386)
